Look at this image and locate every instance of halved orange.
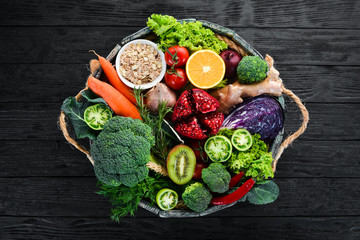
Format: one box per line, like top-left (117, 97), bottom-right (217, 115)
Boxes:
top-left (186, 50), bottom-right (226, 89)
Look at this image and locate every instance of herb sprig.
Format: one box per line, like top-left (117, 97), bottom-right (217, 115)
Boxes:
top-left (98, 173), bottom-right (181, 221)
top-left (134, 88), bottom-right (173, 163)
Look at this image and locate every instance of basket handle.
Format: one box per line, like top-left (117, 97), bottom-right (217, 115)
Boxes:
top-left (272, 85), bottom-right (309, 172)
top-left (59, 88), bottom-right (95, 165)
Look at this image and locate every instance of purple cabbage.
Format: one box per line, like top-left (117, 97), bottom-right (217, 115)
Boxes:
top-left (221, 95), bottom-right (284, 140)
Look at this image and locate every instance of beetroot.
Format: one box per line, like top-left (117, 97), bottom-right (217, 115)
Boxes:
top-left (172, 89), bottom-right (224, 139)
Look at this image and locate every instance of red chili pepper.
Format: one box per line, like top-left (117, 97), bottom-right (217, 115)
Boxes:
top-left (228, 171), bottom-right (245, 188)
top-left (211, 178), bottom-right (256, 205)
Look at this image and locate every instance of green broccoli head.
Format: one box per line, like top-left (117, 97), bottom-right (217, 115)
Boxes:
top-left (101, 116), bottom-right (155, 147)
top-left (182, 182), bottom-right (212, 212)
top-left (201, 162), bottom-right (231, 193)
top-left (90, 116), bottom-right (154, 187)
top-left (237, 56), bottom-right (269, 84)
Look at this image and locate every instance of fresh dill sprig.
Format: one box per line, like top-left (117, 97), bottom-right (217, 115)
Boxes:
top-left (97, 173), bottom-right (183, 221)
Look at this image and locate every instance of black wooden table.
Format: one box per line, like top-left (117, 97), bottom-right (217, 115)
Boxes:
top-left (1, 1), bottom-right (359, 239)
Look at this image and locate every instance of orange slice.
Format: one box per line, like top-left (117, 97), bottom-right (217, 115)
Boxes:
top-left (186, 50), bottom-right (226, 89)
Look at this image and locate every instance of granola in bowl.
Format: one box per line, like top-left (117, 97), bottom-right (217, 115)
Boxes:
top-left (115, 39), bottom-right (166, 90)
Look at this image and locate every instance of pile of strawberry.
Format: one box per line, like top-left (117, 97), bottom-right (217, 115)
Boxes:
top-left (172, 89), bottom-right (224, 140)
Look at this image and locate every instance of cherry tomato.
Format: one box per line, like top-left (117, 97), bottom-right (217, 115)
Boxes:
top-left (165, 68), bottom-right (188, 90)
top-left (165, 46), bottom-right (189, 67)
top-left (193, 161), bottom-right (208, 180)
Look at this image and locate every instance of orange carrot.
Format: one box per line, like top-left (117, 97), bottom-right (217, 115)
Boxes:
top-left (87, 76), bottom-right (141, 120)
top-left (90, 50), bottom-right (137, 105)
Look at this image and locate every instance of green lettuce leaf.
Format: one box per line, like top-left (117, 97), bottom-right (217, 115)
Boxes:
top-left (147, 14), bottom-right (228, 54)
top-left (147, 14), bottom-right (179, 36)
top-left (81, 88), bottom-right (108, 105)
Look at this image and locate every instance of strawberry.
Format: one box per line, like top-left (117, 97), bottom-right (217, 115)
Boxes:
top-left (198, 112), bottom-right (224, 135)
top-left (174, 117), bottom-right (207, 139)
top-left (192, 89), bottom-right (220, 114)
top-left (172, 90), bottom-right (195, 122)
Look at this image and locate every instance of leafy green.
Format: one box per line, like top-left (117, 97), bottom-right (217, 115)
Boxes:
top-left (217, 129), bottom-right (274, 180)
top-left (245, 153), bottom-right (274, 180)
top-left (210, 79), bottom-right (228, 90)
top-left (147, 14), bottom-right (179, 36)
top-left (81, 88), bottom-right (108, 106)
top-left (98, 173), bottom-right (183, 221)
top-left (61, 97), bottom-right (98, 140)
top-left (238, 180), bottom-right (279, 205)
top-left (147, 14), bottom-right (228, 54)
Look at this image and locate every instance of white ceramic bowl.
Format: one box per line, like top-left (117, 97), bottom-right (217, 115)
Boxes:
top-left (115, 39), bottom-right (166, 90)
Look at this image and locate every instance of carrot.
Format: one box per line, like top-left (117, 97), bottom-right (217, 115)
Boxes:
top-left (90, 50), bottom-right (137, 105)
top-left (87, 76), bottom-right (141, 120)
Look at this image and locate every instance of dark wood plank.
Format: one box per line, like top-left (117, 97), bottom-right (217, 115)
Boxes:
top-left (0, 216), bottom-right (359, 240)
top-left (0, 177), bottom-right (359, 217)
top-left (0, 27), bottom-right (359, 65)
top-left (276, 140), bottom-right (360, 178)
top-left (0, 103), bottom-right (358, 141)
top-left (0, 140), bottom-right (94, 177)
top-left (1, 140), bottom-right (359, 178)
top-left (1, 0), bottom-right (359, 29)
top-left (2, 64), bottom-right (359, 104)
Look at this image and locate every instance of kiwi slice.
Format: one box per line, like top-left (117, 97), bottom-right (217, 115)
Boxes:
top-left (167, 145), bottom-right (196, 185)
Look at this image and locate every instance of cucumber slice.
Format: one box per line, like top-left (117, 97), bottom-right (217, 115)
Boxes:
top-left (156, 188), bottom-right (178, 211)
top-left (204, 136), bottom-right (232, 162)
top-left (231, 128), bottom-right (253, 151)
top-left (84, 104), bottom-right (112, 130)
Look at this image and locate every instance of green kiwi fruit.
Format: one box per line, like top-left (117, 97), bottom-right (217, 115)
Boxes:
top-left (167, 145), bottom-right (196, 185)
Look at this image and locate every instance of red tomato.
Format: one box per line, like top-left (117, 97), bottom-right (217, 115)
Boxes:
top-left (187, 139), bottom-right (207, 162)
top-left (165, 46), bottom-right (189, 67)
top-left (193, 161), bottom-right (208, 179)
top-left (165, 68), bottom-right (188, 90)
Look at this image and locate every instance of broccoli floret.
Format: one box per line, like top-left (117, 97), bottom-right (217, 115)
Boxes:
top-left (237, 56), bottom-right (269, 83)
top-left (101, 116), bottom-right (155, 147)
top-left (201, 163), bottom-right (231, 193)
top-left (182, 182), bottom-right (212, 212)
top-left (90, 116), bottom-right (155, 187)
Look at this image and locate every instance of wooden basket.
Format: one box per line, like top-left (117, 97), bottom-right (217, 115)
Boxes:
top-left (59, 19), bottom-right (309, 218)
